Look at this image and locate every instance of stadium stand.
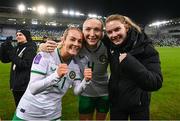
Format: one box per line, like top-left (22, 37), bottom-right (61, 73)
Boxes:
top-left (145, 18), bottom-right (180, 46)
top-left (0, 5), bottom-right (179, 46)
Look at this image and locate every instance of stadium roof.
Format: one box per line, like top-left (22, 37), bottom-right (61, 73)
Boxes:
top-left (0, 0), bottom-right (179, 26)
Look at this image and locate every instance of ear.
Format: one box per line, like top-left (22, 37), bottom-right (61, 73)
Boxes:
top-left (60, 36), bottom-right (66, 45)
top-left (123, 26), bottom-right (128, 33)
top-left (60, 36), bottom-right (64, 42)
top-left (126, 28), bottom-right (129, 32)
top-left (125, 24), bottom-right (130, 32)
top-left (57, 37), bottom-right (65, 48)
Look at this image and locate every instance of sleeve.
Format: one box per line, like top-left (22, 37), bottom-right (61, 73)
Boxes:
top-left (121, 45), bottom-right (163, 91)
top-left (73, 79), bottom-right (91, 95)
top-left (8, 44), bottom-right (37, 69)
top-left (71, 65), bottom-right (91, 95)
top-left (29, 53), bottom-right (61, 95)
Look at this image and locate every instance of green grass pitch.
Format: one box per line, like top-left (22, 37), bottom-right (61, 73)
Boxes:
top-left (0, 47), bottom-right (180, 120)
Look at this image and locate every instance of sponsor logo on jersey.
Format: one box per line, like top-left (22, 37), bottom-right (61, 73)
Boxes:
top-left (50, 67), bottom-right (56, 72)
top-left (20, 108), bottom-right (25, 113)
top-left (99, 54), bottom-right (107, 64)
top-left (69, 71), bottom-right (76, 79)
top-left (34, 54), bottom-right (42, 64)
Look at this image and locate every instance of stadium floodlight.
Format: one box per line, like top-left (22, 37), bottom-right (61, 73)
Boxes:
top-left (32, 7), bottom-right (36, 11)
top-left (97, 16), bottom-right (102, 19)
top-left (75, 11), bottom-right (81, 16)
top-left (27, 7), bottom-right (32, 10)
top-left (88, 13), bottom-right (97, 18)
top-left (80, 13), bottom-right (85, 16)
top-left (149, 20), bottom-right (169, 27)
top-left (37, 5), bottom-right (46, 15)
top-left (48, 7), bottom-right (55, 14)
top-left (62, 10), bottom-right (68, 15)
top-left (18, 4), bottom-right (26, 12)
top-left (69, 10), bottom-right (75, 16)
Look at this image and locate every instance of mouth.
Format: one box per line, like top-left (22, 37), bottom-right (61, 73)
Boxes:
top-left (89, 39), bottom-right (96, 42)
top-left (111, 38), bottom-right (123, 45)
top-left (112, 35), bottom-right (124, 43)
top-left (70, 46), bottom-right (80, 52)
top-left (87, 37), bottom-right (98, 43)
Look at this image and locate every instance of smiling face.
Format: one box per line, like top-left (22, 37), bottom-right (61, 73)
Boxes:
top-left (83, 18), bottom-right (103, 47)
top-left (16, 32), bottom-right (28, 44)
top-left (61, 29), bottom-right (83, 57)
top-left (106, 20), bottom-right (128, 45)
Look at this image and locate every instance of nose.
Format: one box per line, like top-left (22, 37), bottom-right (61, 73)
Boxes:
top-left (16, 36), bottom-right (20, 39)
top-left (74, 40), bottom-right (80, 47)
top-left (89, 29), bottom-right (95, 36)
top-left (111, 31), bottom-right (117, 38)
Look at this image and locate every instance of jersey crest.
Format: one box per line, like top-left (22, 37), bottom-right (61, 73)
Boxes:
top-left (99, 54), bottom-right (108, 64)
top-left (69, 71), bottom-right (76, 80)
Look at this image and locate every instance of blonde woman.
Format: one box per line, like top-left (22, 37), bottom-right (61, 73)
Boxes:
top-left (104, 14), bottom-right (163, 120)
top-left (13, 27), bottom-right (92, 120)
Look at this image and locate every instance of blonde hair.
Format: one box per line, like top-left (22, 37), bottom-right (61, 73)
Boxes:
top-left (57, 27), bottom-right (83, 49)
top-left (63, 27), bottom-right (83, 39)
top-left (105, 14), bottom-right (142, 33)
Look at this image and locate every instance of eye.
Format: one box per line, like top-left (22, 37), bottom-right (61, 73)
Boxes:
top-left (114, 27), bottom-right (121, 32)
top-left (16, 34), bottom-right (22, 37)
top-left (78, 40), bottom-right (82, 44)
top-left (85, 27), bottom-right (91, 31)
top-left (94, 28), bottom-right (101, 32)
top-left (70, 38), bottom-right (75, 42)
top-left (106, 31), bottom-right (112, 35)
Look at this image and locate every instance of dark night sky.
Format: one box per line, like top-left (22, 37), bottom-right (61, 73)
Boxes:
top-left (0, 0), bottom-right (179, 26)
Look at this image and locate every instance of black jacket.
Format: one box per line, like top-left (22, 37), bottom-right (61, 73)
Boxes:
top-left (1, 40), bottom-right (37, 91)
top-left (103, 28), bottom-right (163, 111)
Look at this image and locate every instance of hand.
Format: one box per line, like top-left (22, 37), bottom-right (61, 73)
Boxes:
top-left (57, 64), bottom-right (68, 78)
top-left (119, 53), bottom-right (127, 63)
top-left (1, 41), bottom-right (14, 58)
top-left (1, 41), bottom-right (12, 49)
top-left (57, 41), bottom-right (63, 48)
top-left (39, 40), bottom-right (57, 52)
top-left (84, 68), bottom-right (92, 81)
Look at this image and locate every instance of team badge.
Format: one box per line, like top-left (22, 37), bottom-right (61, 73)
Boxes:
top-left (69, 71), bottom-right (76, 79)
top-left (34, 54), bottom-right (42, 64)
top-left (99, 54), bottom-right (107, 64)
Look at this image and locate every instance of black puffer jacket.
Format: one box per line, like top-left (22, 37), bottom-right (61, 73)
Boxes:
top-left (1, 40), bottom-right (37, 91)
top-left (103, 28), bottom-right (163, 111)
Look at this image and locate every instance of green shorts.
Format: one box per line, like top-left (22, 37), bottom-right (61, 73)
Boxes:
top-left (12, 113), bottom-right (23, 121)
top-left (79, 95), bottom-right (109, 114)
